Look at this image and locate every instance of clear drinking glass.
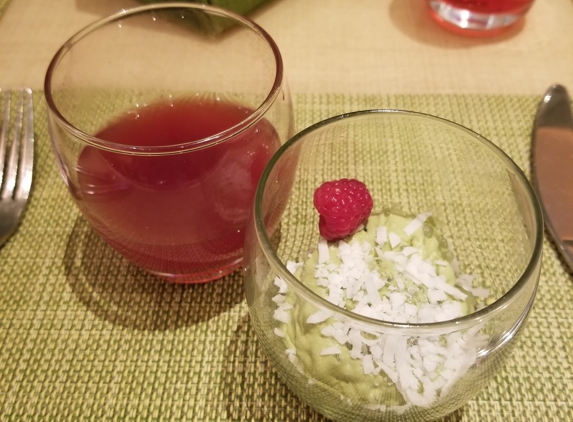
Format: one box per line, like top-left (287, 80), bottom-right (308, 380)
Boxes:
top-left (243, 110), bottom-right (543, 421)
top-left (427, 0), bottom-right (536, 36)
top-left (45, 3), bottom-right (294, 283)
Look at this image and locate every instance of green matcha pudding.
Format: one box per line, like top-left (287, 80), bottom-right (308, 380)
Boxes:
top-left (272, 209), bottom-right (491, 411)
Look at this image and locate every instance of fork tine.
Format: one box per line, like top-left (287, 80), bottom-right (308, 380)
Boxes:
top-left (0, 89), bottom-right (10, 189)
top-left (1, 89), bottom-right (24, 200)
top-left (15, 88), bottom-right (34, 201)
top-left (0, 88), bottom-right (34, 248)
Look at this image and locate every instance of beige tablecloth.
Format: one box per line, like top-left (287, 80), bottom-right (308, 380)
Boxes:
top-left (0, 0), bottom-right (572, 95)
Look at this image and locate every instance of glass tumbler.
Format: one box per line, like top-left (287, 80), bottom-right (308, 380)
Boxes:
top-left (243, 110), bottom-right (543, 421)
top-left (427, 0), bottom-right (536, 36)
top-left (45, 3), bottom-right (294, 283)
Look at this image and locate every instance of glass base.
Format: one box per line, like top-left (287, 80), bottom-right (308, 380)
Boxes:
top-left (149, 258), bottom-right (243, 284)
top-left (427, 0), bottom-right (531, 36)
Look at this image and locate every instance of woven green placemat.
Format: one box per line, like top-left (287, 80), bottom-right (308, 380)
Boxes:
top-left (0, 92), bottom-right (571, 421)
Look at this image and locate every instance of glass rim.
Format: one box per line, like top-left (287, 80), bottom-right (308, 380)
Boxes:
top-left (43, 2), bottom-right (285, 156)
top-left (254, 108), bottom-right (544, 334)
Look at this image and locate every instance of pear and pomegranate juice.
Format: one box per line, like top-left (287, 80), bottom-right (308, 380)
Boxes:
top-left (75, 97), bottom-right (280, 281)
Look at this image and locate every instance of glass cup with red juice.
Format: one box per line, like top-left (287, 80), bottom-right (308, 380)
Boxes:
top-left (45, 4), bottom-right (294, 283)
top-left (426, 0), bottom-right (536, 36)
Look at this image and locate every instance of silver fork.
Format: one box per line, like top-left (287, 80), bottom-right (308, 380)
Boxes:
top-left (0, 88), bottom-right (34, 247)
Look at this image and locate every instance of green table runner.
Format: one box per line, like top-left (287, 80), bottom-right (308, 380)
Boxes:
top-left (1, 93), bottom-right (571, 421)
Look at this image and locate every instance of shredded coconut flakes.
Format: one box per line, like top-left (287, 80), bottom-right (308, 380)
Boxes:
top-left (272, 214), bottom-right (491, 410)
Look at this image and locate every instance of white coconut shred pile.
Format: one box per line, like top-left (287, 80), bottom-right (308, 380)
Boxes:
top-left (272, 212), bottom-right (491, 410)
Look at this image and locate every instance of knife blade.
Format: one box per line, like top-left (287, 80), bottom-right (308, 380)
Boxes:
top-left (532, 84), bottom-right (573, 271)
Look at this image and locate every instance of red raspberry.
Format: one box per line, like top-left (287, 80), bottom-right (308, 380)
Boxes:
top-left (313, 179), bottom-right (373, 241)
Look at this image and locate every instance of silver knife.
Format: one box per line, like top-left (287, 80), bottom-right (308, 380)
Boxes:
top-left (532, 84), bottom-right (573, 271)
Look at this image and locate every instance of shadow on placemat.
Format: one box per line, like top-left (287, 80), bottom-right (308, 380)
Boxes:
top-left (223, 314), bottom-right (468, 422)
top-left (223, 313), bottom-right (325, 421)
top-left (63, 216), bottom-right (244, 331)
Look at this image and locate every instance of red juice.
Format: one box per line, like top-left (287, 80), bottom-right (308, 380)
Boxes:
top-left (428, 0), bottom-right (535, 36)
top-left (75, 97), bottom-right (280, 282)
top-left (439, 0), bottom-right (533, 14)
